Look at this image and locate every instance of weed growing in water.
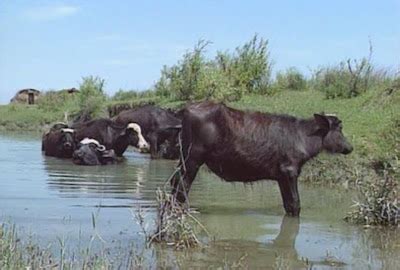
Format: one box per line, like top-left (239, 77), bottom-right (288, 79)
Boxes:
top-left (345, 160), bottom-right (399, 226)
top-left (148, 187), bottom-right (209, 249)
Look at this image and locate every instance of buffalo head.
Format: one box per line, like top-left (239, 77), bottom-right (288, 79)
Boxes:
top-left (72, 138), bottom-right (116, 165)
top-left (313, 114), bottom-right (353, 155)
top-left (60, 128), bottom-right (75, 152)
top-left (125, 123), bottom-right (150, 152)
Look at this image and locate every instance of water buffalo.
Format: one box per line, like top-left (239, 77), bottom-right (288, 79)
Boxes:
top-left (41, 122), bottom-right (72, 150)
top-left (74, 118), bottom-right (149, 157)
top-left (171, 101), bottom-right (353, 216)
top-left (42, 124), bottom-right (76, 158)
top-left (114, 105), bottom-right (181, 159)
top-left (72, 138), bottom-right (117, 165)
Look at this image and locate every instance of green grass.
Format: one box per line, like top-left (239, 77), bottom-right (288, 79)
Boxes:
top-left (0, 104), bottom-right (65, 132)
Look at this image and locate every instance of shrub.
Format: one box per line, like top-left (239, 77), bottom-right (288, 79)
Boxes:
top-left (78, 76), bottom-right (107, 118)
top-left (149, 188), bottom-right (204, 249)
top-left (344, 169), bottom-right (399, 226)
top-left (311, 43), bottom-right (374, 99)
top-left (154, 35), bottom-right (273, 101)
top-left (274, 67), bottom-right (307, 91)
top-left (154, 40), bottom-right (208, 100)
top-left (216, 34), bottom-right (273, 95)
top-left (311, 57), bottom-right (373, 99)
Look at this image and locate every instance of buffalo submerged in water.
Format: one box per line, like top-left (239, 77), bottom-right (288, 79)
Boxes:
top-left (72, 138), bottom-right (117, 165)
top-left (72, 118), bottom-right (149, 156)
top-left (171, 101), bottom-right (353, 216)
top-left (41, 123), bottom-right (76, 158)
top-left (42, 119), bottom-right (149, 161)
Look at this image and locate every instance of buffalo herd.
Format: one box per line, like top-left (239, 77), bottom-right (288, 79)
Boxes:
top-left (41, 102), bottom-right (353, 216)
top-left (41, 105), bottom-right (179, 164)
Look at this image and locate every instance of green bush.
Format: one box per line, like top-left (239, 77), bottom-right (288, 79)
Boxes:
top-left (311, 58), bottom-right (372, 99)
top-left (216, 35), bottom-right (272, 95)
top-left (154, 35), bottom-right (273, 101)
top-left (274, 67), bottom-right (307, 91)
top-left (154, 40), bottom-right (210, 100)
top-left (78, 76), bottom-right (107, 118)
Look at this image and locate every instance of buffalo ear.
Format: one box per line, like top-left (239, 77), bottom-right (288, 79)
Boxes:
top-left (312, 114), bottom-right (330, 137)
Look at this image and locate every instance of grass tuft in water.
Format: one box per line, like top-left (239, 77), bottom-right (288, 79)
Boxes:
top-left (345, 160), bottom-right (399, 226)
top-left (0, 223), bottom-right (55, 269)
top-left (149, 188), bottom-right (208, 249)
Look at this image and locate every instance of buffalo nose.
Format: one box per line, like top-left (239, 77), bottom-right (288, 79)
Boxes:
top-left (343, 145), bottom-right (353, 155)
top-left (139, 141), bottom-right (150, 151)
top-left (64, 142), bottom-right (72, 149)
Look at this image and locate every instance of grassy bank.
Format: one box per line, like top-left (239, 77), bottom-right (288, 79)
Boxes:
top-left (2, 85), bottom-right (398, 158)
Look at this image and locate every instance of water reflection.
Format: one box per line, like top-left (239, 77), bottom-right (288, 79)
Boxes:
top-left (152, 215), bottom-right (345, 269)
top-left (198, 215), bottom-right (303, 269)
top-left (43, 151), bottom-right (177, 207)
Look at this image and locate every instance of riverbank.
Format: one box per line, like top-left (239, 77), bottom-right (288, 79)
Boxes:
top-left (2, 87), bottom-right (398, 156)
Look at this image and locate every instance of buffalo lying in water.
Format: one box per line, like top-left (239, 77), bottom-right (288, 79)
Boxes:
top-left (42, 123), bottom-right (76, 158)
top-left (72, 138), bottom-right (117, 165)
top-left (172, 101), bottom-right (353, 216)
top-left (114, 105), bottom-right (181, 159)
top-left (73, 118), bottom-right (149, 156)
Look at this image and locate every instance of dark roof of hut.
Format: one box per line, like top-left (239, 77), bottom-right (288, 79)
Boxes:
top-left (16, 88), bottom-right (41, 94)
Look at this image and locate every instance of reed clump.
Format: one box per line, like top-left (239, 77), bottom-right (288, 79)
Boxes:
top-left (149, 188), bottom-right (208, 249)
top-left (345, 160), bottom-right (399, 226)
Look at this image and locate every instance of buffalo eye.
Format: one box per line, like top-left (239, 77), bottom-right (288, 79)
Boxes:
top-left (89, 143), bottom-right (97, 148)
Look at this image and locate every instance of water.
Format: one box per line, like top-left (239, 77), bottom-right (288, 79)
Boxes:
top-left (0, 132), bottom-right (399, 269)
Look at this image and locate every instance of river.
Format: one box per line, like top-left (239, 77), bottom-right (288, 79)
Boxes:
top-left (0, 132), bottom-right (398, 269)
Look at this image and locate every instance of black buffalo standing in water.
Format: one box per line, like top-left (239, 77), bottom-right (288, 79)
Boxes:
top-left (73, 118), bottom-right (149, 157)
top-left (42, 123), bottom-right (76, 158)
top-left (72, 138), bottom-right (117, 165)
top-left (172, 102), bottom-right (353, 216)
top-left (114, 105), bottom-right (182, 159)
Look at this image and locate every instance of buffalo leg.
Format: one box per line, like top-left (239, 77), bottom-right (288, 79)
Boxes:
top-left (172, 158), bottom-right (203, 204)
top-left (149, 133), bottom-right (159, 159)
top-left (278, 176), bottom-right (300, 216)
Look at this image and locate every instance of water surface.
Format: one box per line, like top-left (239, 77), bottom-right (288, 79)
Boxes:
top-left (0, 132), bottom-right (398, 269)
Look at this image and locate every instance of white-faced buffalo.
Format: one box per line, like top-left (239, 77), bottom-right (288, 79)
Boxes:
top-left (73, 119), bottom-right (149, 157)
top-left (114, 105), bottom-right (181, 159)
top-left (72, 138), bottom-right (117, 165)
top-left (171, 102), bottom-right (353, 216)
top-left (42, 124), bottom-right (76, 158)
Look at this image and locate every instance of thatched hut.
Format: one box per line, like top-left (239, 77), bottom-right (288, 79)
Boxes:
top-left (10, 89), bottom-right (42, 105)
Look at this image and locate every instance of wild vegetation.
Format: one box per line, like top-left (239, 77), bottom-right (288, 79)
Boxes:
top-left (155, 35), bottom-right (272, 101)
top-left (149, 188), bottom-right (206, 249)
